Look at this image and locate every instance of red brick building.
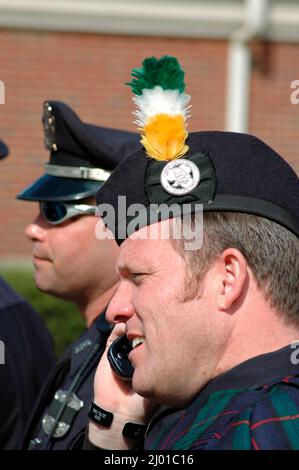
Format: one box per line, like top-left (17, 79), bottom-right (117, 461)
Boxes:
top-left (0, 0), bottom-right (298, 260)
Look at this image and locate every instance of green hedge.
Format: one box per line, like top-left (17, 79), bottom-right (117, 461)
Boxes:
top-left (1, 267), bottom-right (85, 358)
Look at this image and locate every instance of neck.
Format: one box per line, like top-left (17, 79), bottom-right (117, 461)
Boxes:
top-left (213, 298), bottom-right (299, 380)
top-left (78, 283), bottom-right (118, 328)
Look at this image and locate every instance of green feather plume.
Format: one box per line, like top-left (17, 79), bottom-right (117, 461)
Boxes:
top-left (127, 55), bottom-right (185, 96)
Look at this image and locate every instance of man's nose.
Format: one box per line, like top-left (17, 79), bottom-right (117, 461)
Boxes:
top-left (25, 213), bottom-right (47, 242)
top-left (106, 282), bottom-right (135, 324)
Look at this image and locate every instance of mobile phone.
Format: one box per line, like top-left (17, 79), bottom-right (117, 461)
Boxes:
top-left (107, 336), bottom-right (134, 381)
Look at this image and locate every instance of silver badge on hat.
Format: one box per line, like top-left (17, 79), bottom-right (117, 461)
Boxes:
top-left (161, 159), bottom-right (200, 196)
top-left (43, 102), bottom-right (57, 151)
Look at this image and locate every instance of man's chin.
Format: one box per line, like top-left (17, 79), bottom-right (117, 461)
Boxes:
top-left (133, 372), bottom-right (192, 407)
top-left (35, 279), bottom-right (73, 302)
top-left (132, 372), bottom-right (155, 400)
top-left (35, 280), bottom-right (51, 294)
top-left (34, 272), bottom-right (56, 295)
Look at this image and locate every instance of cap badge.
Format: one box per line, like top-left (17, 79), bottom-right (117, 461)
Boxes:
top-left (43, 102), bottom-right (57, 151)
top-left (160, 158), bottom-right (200, 196)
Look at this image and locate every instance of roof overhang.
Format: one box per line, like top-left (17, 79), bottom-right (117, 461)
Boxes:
top-left (0, 0), bottom-right (299, 42)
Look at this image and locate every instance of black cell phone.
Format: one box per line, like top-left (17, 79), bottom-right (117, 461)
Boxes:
top-left (107, 336), bottom-right (134, 381)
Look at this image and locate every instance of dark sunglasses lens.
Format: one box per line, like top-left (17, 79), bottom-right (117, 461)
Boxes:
top-left (41, 202), bottom-right (67, 222)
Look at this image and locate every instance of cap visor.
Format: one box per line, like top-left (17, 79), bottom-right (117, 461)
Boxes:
top-left (16, 174), bottom-right (103, 201)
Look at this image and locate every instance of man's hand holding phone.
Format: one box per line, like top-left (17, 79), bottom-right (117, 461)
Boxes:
top-left (107, 335), bottom-right (134, 380)
top-left (88, 323), bottom-right (156, 449)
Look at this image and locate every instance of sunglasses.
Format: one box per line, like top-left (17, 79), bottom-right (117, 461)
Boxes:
top-left (40, 201), bottom-right (96, 225)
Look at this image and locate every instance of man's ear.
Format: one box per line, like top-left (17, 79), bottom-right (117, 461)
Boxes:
top-left (215, 248), bottom-right (248, 311)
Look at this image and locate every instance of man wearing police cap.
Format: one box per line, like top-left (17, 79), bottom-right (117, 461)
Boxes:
top-left (0, 139), bottom-right (55, 449)
top-left (84, 56), bottom-right (299, 450)
top-left (17, 101), bottom-right (140, 449)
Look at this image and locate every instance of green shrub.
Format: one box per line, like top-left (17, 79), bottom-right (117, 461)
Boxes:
top-left (1, 267), bottom-right (85, 358)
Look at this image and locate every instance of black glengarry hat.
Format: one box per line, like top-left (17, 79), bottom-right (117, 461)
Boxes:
top-left (95, 56), bottom-right (299, 242)
top-left (17, 101), bottom-right (141, 201)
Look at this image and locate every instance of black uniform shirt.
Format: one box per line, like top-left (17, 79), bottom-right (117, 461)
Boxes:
top-left (0, 276), bottom-right (55, 449)
top-left (22, 311), bottom-right (112, 450)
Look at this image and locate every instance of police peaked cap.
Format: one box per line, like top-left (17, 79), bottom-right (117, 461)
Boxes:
top-left (17, 101), bottom-right (141, 202)
top-left (0, 139), bottom-right (9, 160)
top-left (96, 130), bottom-right (299, 243)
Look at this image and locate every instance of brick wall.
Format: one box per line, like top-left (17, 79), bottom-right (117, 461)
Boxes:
top-left (0, 30), bottom-right (298, 259)
top-left (250, 40), bottom-right (299, 172)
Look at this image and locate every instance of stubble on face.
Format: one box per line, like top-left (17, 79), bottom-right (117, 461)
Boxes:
top-left (31, 215), bottom-right (119, 302)
top-left (119, 230), bottom-right (212, 406)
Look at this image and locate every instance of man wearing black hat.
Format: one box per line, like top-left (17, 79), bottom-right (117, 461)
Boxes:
top-left (17, 101), bottom-right (140, 450)
top-left (0, 139), bottom-right (55, 449)
top-left (84, 56), bottom-right (299, 450)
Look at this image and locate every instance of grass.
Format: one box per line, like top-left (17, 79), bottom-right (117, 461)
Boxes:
top-left (1, 266), bottom-right (85, 358)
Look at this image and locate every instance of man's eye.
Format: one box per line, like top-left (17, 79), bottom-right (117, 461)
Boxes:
top-left (130, 273), bottom-right (145, 284)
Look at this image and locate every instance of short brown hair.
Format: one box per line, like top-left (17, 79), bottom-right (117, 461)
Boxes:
top-left (174, 212), bottom-right (299, 324)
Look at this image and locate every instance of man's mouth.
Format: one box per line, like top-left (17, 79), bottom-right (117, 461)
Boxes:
top-left (131, 337), bottom-right (145, 349)
top-left (33, 254), bottom-right (50, 262)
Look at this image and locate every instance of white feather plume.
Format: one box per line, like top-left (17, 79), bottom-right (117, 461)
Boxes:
top-left (133, 85), bottom-right (191, 127)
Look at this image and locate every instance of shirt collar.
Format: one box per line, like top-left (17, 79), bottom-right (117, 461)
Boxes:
top-left (69, 310), bottom-right (112, 378)
top-left (197, 343), bottom-right (299, 404)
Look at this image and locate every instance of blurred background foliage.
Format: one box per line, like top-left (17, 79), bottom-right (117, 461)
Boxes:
top-left (1, 267), bottom-right (85, 358)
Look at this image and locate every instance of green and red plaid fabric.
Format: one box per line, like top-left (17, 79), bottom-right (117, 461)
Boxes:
top-left (145, 345), bottom-right (299, 450)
